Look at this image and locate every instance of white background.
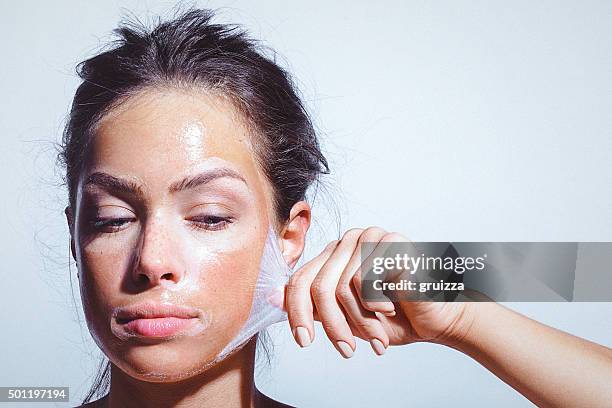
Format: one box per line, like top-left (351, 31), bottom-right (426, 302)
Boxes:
top-left (0, 1), bottom-right (611, 407)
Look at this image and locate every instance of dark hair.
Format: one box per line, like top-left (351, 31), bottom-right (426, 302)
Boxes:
top-left (59, 7), bottom-right (328, 222)
top-left (58, 7), bottom-right (329, 404)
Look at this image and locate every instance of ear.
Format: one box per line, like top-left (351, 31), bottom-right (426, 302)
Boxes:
top-left (64, 206), bottom-right (77, 262)
top-left (279, 201), bottom-right (311, 268)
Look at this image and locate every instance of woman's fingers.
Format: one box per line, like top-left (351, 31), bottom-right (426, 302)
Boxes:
top-left (311, 228), bottom-right (364, 358)
top-left (286, 227), bottom-right (410, 358)
top-left (285, 240), bottom-right (339, 348)
top-left (337, 281), bottom-right (390, 355)
top-left (350, 227), bottom-right (397, 316)
top-left (335, 227), bottom-right (392, 355)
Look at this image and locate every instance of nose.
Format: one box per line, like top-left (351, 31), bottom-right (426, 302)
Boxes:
top-left (132, 215), bottom-right (184, 288)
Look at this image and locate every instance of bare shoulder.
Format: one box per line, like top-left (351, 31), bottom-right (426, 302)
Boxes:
top-left (73, 395), bottom-right (108, 408)
top-left (256, 388), bottom-right (295, 408)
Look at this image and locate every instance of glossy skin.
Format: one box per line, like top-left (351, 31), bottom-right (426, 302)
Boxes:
top-left (67, 87), bottom-right (300, 382)
top-left (66, 87), bottom-right (612, 408)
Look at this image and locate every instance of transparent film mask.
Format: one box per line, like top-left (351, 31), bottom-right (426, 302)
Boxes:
top-left (211, 225), bottom-right (292, 363)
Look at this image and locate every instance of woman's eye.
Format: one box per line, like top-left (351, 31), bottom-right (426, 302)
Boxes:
top-left (90, 217), bottom-right (134, 233)
top-left (189, 215), bottom-right (233, 231)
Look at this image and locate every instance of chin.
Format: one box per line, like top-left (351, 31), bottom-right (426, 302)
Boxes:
top-left (92, 310), bottom-right (250, 382)
top-left (112, 345), bottom-right (221, 382)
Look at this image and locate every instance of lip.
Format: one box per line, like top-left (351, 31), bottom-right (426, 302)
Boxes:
top-left (111, 301), bottom-right (208, 341)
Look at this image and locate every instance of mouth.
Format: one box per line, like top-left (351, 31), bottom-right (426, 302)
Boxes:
top-left (111, 301), bottom-right (208, 341)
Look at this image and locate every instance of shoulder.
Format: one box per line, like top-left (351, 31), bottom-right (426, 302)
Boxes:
top-left (256, 388), bottom-right (295, 408)
top-left (72, 402), bottom-right (99, 408)
top-left (72, 395), bottom-right (107, 408)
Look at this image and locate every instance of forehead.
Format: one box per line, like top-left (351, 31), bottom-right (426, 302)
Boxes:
top-left (83, 87), bottom-right (263, 189)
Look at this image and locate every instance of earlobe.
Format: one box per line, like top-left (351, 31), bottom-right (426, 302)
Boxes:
top-left (279, 201), bottom-right (311, 268)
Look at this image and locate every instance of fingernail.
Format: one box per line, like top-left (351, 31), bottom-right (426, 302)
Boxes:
top-left (336, 341), bottom-right (354, 358)
top-left (370, 338), bottom-right (386, 356)
top-left (383, 310), bottom-right (396, 317)
top-left (293, 326), bottom-right (311, 347)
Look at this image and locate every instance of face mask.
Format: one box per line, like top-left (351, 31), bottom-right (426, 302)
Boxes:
top-left (211, 224), bottom-right (292, 363)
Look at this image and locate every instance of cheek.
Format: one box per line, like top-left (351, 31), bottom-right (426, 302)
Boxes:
top-left (197, 246), bottom-right (262, 335)
top-left (78, 238), bottom-right (132, 298)
top-left (74, 212), bottom-right (270, 378)
top-left (77, 248), bottom-right (131, 346)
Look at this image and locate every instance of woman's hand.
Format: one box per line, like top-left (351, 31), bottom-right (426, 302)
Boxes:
top-left (284, 227), bottom-right (612, 407)
top-left (284, 227), bottom-right (474, 357)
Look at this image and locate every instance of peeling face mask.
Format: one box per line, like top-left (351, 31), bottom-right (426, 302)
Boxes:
top-left (211, 224), bottom-right (293, 364)
top-left (89, 222), bottom-right (293, 380)
top-left (76, 90), bottom-right (297, 380)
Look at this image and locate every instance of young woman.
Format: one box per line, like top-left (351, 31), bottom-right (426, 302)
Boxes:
top-left (60, 8), bottom-right (612, 407)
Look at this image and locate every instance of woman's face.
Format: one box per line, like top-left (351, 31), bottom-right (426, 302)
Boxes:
top-left (69, 88), bottom-right (276, 381)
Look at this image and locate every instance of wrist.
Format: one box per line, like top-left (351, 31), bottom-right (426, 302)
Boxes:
top-left (435, 302), bottom-right (492, 351)
top-left (446, 302), bottom-right (511, 356)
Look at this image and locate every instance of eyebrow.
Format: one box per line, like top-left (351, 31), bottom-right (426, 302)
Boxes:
top-left (84, 168), bottom-right (247, 197)
top-left (169, 168), bottom-right (247, 193)
top-left (84, 172), bottom-right (145, 198)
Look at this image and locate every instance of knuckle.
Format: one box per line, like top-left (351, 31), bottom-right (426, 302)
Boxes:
top-left (286, 274), bottom-right (307, 292)
top-left (311, 279), bottom-right (333, 300)
top-left (360, 226), bottom-right (387, 242)
top-left (335, 285), bottom-right (354, 304)
top-left (382, 231), bottom-right (410, 243)
top-left (353, 318), bottom-right (377, 332)
top-left (342, 227), bottom-right (364, 241)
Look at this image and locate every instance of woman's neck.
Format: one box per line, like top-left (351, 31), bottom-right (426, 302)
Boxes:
top-left (100, 338), bottom-right (258, 408)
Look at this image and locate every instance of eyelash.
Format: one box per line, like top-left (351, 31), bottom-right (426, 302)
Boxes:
top-left (90, 217), bottom-right (135, 233)
top-left (188, 215), bottom-right (233, 231)
top-left (89, 215), bottom-right (233, 233)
